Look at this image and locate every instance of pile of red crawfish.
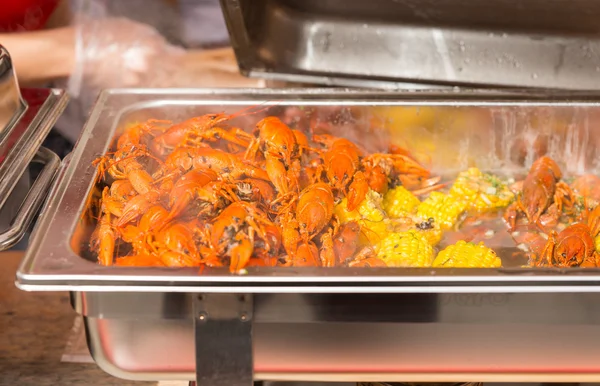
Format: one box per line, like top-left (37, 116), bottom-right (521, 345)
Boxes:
top-left (90, 108), bottom-right (600, 272)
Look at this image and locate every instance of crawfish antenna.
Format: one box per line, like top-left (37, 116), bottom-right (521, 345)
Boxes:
top-left (233, 100), bottom-right (282, 120)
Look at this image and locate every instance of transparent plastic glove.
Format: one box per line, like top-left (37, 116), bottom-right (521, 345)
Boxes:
top-left (68, 16), bottom-right (185, 99)
top-left (168, 48), bottom-right (266, 88)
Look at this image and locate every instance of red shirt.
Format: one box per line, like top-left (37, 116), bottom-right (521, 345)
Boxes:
top-left (0, 0), bottom-right (60, 32)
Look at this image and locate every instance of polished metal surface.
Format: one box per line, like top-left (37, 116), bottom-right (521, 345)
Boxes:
top-left (16, 88), bottom-right (600, 292)
top-left (76, 291), bottom-right (600, 381)
top-left (0, 147), bottom-right (60, 250)
top-left (0, 46), bottom-right (69, 251)
top-left (220, 0), bottom-right (600, 90)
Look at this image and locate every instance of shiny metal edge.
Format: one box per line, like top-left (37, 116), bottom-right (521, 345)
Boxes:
top-left (15, 285), bottom-right (600, 293)
top-left (16, 88), bottom-right (600, 292)
top-left (246, 70), bottom-right (451, 90)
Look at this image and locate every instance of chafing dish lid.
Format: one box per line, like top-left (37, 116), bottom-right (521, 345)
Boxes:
top-left (220, 0), bottom-right (600, 90)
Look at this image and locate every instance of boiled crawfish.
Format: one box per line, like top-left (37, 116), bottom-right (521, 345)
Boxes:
top-left (205, 201), bottom-right (276, 272)
top-left (121, 205), bottom-right (171, 255)
top-left (164, 168), bottom-right (237, 223)
top-left (280, 182), bottom-right (338, 267)
top-left (150, 106), bottom-right (269, 156)
top-left (244, 116), bottom-right (305, 196)
top-left (532, 204), bottom-right (600, 268)
top-left (313, 134), bottom-right (431, 211)
top-left (93, 143), bottom-right (162, 196)
top-left (504, 156), bottom-right (574, 232)
top-left (159, 147), bottom-right (270, 182)
top-left (572, 174), bottom-right (600, 202)
top-left (91, 188), bottom-right (118, 266)
top-left (149, 221), bottom-right (204, 267)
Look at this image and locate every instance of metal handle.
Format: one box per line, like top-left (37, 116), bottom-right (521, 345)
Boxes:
top-left (0, 146), bottom-right (60, 251)
top-left (194, 294), bottom-right (254, 386)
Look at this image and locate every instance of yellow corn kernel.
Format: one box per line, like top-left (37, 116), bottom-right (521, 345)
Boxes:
top-left (415, 227), bottom-right (443, 247)
top-left (376, 230), bottom-right (434, 267)
top-left (416, 191), bottom-right (468, 230)
top-left (335, 189), bottom-right (386, 224)
top-left (357, 190), bottom-right (386, 222)
top-left (334, 199), bottom-right (361, 224)
top-left (358, 219), bottom-right (388, 246)
top-left (448, 167), bottom-right (514, 212)
top-left (595, 235), bottom-right (600, 254)
top-left (432, 240), bottom-right (502, 268)
top-left (335, 190), bottom-right (389, 246)
top-left (383, 186), bottom-right (420, 218)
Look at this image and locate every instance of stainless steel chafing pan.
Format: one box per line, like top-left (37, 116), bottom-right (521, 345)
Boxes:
top-left (17, 88), bottom-right (600, 292)
top-left (14, 88), bottom-right (600, 384)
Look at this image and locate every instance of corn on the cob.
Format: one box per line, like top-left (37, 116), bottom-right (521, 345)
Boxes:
top-left (415, 227), bottom-right (443, 246)
top-left (376, 230), bottom-right (434, 267)
top-left (387, 217), bottom-right (443, 246)
top-left (357, 190), bottom-right (386, 222)
top-left (334, 199), bottom-right (361, 224)
top-left (432, 240), bottom-right (502, 268)
top-left (416, 191), bottom-right (468, 230)
top-left (335, 189), bottom-right (385, 223)
top-left (448, 167), bottom-right (514, 212)
top-left (383, 186), bottom-right (420, 218)
top-left (359, 219), bottom-right (388, 246)
top-left (335, 189), bottom-right (388, 246)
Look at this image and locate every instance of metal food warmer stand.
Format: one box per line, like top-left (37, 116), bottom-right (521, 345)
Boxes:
top-left (6, 0), bottom-right (600, 385)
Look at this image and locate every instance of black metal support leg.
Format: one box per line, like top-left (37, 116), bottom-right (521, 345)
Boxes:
top-left (194, 294), bottom-right (254, 386)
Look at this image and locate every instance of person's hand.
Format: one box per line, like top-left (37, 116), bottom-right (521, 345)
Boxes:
top-left (70, 17), bottom-right (185, 95)
top-left (169, 48), bottom-right (265, 88)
